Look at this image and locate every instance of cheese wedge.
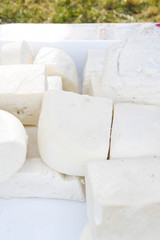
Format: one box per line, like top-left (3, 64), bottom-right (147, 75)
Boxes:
top-left (110, 103), bottom-right (160, 159)
top-left (0, 41), bottom-right (33, 64)
top-left (38, 90), bottom-right (112, 176)
top-left (34, 47), bottom-right (79, 92)
top-left (47, 76), bottom-right (62, 90)
top-left (0, 65), bottom-right (46, 125)
top-left (82, 50), bottom-right (105, 97)
top-left (86, 159), bottom-right (160, 240)
top-left (0, 158), bottom-right (85, 201)
top-left (101, 36), bottom-right (160, 105)
top-left (25, 126), bottom-right (40, 159)
top-left (0, 110), bottom-right (27, 183)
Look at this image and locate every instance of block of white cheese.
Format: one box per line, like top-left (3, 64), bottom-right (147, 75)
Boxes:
top-left (25, 126), bottom-right (40, 159)
top-left (34, 47), bottom-right (79, 93)
top-left (0, 110), bottom-right (27, 183)
top-left (47, 76), bottom-right (62, 90)
top-left (86, 159), bottom-right (160, 240)
top-left (0, 65), bottom-right (46, 125)
top-left (101, 36), bottom-right (160, 105)
top-left (110, 103), bottom-right (160, 159)
top-left (82, 50), bottom-right (105, 97)
top-left (38, 90), bottom-right (112, 176)
top-left (0, 41), bottom-right (33, 64)
top-left (0, 158), bottom-right (85, 201)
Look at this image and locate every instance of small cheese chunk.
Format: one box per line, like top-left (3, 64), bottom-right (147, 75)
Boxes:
top-left (0, 41), bottom-right (33, 64)
top-left (25, 126), bottom-right (40, 159)
top-left (110, 103), bottom-right (160, 159)
top-left (86, 159), bottom-right (160, 240)
top-left (0, 158), bottom-right (85, 201)
top-left (47, 76), bottom-right (62, 90)
top-left (38, 90), bottom-right (112, 176)
top-left (0, 110), bottom-right (27, 183)
top-left (0, 65), bottom-right (46, 125)
top-left (82, 50), bottom-right (105, 97)
top-left (34, 47), bottom-right (79, 93)
top-left (101, 36), bottom-right (160, 105)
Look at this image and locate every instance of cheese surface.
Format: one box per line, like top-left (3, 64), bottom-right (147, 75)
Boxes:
top-left (80, 223), bottom-right (93, 240)
top-left (0, 65), bottom-right (46, 125)
top-left (47, 76), bottom-right (62, 90)
top-left (25, 126), bottom-right (40, 159)
top-left (82, 50), bottom-right (105, 97)
top-left (34, 47), bottom-right (79, 92)
top-left (0, 110), bottom-right (27, 183)
top-left (0, 158), bottom-right (85, 201)
top-left (38, 90), bottom-right (112, 176)
top-left (86, 159), bottom-right (160, 240)
top-left (101, 36), bottom-right (160, 105)
top-left (0, 41), bottom-right (33, 65)
top-left (110, 103), bottom-right (160, 159)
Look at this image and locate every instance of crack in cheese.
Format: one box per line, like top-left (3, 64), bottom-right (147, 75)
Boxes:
top-left (34, 47), bottom-right (79, 93)
top-left (38, 90), bottom-right (112, 176)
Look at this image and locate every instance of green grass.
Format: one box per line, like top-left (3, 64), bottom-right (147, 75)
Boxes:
top-left (0, 0), bottom-right (160, 24)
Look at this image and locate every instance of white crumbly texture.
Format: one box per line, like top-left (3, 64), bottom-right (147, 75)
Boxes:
top-left (0, 158), bottom-right (85, 201)
top-left (47, 76), bottom-right (62, 90)
top-left (34, 47), bottom-right (79, 92)
top-left (0, 110), bottom-right (27, 183)
top-left (0, 65), bottom-right (46, 125)
top-left (80, 223), bottom-right (93, 240)
top-left (82, 50), bottom-right (105, 97)
top-left (38, 90), bottom-right (112, 176)
top-left (110, 103), bottom-right (160, 159)
top-left (86, 159), bottom-right (160, 240)
top-left (101, 36), bottom-right (160, 105)
top-left (25, 126), bottom-right (40, 159)
top-left (0, 41), bottom-right (33, 64)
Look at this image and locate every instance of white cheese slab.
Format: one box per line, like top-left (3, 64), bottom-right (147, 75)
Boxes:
top-left (0, 41), bottom-right (33, 64)
top-left (86, 159), bottom-right (160, 240)
top-left (110, 103), bottom-right (160, 159)
top-left (0, 110), bottom-right (27, 183)
top-left (101, 36), bottom-right (160, 105)
top-left (0, 158), bottom-right (85, 201)
top-left (0, 64), bottom-right (46, 125)
top-left (82, 49), bottom-right (105, 97)
top-left (34, 47), bottom-right (79, 93)
top-left (38, 90), bottom-right (112, 176)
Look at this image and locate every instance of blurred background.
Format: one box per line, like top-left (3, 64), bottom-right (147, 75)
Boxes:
top-left (0, 0), bottom-right (159, 24)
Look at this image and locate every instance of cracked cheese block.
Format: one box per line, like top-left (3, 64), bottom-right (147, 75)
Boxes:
top-left (0, 158), bottom-right (85, 201)
top-left (110, 103), bottom-right (160, 159)
top-left (0, 64), bottom-right (46, 125)
top-left (101, 36), bottom-right (160, 105)
top-left (0, 110), bottom-right (27, 183)
top-left (25, 126), bottom-right (40, 159)
top-left (0, 41), bottom-right (33, 64)
top-left (86, 159), bottom-right (160, 240)
top-left (47, 76), bottom-right (62, 90)
top-left (34, 47), bottom-right (79, 93)
top-left (38, 90), bottom-right (112, 176)
top-left (82, 50), bottom-right (105, 97)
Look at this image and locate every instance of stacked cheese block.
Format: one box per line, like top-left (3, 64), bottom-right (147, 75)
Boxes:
top-left (81, 24), bottom-right (160, 239)
top-left (0, 41), bottom-right (86, 201)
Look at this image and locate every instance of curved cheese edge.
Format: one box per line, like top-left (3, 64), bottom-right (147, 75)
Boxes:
top-left (34, 47), bottom-right (79, 93)
top-left (0, 41), bottom-right (33, 65)
top-left (0, 110), bottom-right (27, 183)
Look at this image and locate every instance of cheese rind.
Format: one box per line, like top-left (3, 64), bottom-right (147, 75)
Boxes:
top-left (0, 41), bottom-right (33, 64)
top-left (110, 103), bottom-right (160, 159)
top-left (38, 90), bottom-right (112, 176)
top-left (0, 110), bottom-right (27, 183)
top-left (101, 36), bottom-right (160, 105)
top-left (82, 50), bottom-right (105, 97)
top-left (0, 158), bottom-right (85, 201)
top-left (86, 159), bottom-right (160, 240)
top-left (0, 65), bottom-right (46, 125)
top-left (34, 47), bottom-right (79, 93)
